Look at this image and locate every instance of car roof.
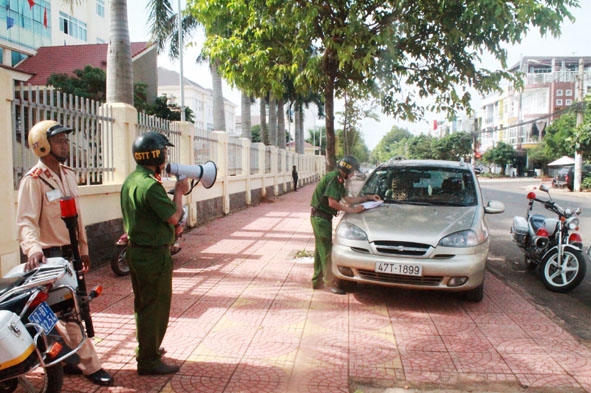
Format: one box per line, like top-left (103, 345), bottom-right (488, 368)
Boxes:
top-left (378, 159), bottom-right (472, 170)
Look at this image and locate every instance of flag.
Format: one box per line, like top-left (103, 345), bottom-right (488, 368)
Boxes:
top-left (6, 16), bottom-right (14, 29)
top-left (43, 7), bottom-right (47, 28)
top-left (20, 1), bottom-right (25, 27)
top-left (28, 0), bottom-right (35, 9)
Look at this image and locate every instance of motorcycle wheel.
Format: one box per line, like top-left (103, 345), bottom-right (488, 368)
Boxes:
top-left (541, 247), bottom-right (587, 293)
top-left (1, 364), bottom-right (64, 393)
top-left (111, 245), bottom-right (130, 276)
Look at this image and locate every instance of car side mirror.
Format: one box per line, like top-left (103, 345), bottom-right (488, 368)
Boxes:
top-left (484, 200), bottom-right (505, 214)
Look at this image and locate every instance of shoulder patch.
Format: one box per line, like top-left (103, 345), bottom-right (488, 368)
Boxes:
top-left (29, 167), bottom-right (43, 179)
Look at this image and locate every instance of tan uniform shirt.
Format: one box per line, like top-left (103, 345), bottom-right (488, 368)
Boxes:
top-left (16, 161), bottom-right (89, 257)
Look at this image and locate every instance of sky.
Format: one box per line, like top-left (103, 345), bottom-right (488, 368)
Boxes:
top-left (127, 1), bottom-right (591, 150)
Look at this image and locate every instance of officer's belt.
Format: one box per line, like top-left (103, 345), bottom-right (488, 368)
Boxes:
top-left (128, 242), bottom-right (171, 249)
top-left (43, 245), bottom-right (72, 257)
top-left (311, 207), bottom-right (333, 221)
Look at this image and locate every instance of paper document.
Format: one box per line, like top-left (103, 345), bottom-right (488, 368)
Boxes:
top-left (361, 200), bottom-right (384, 209)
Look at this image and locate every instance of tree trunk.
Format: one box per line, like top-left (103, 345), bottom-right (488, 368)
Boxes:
top-left (324, 79), bottom-right (335, 171)
top-left (241, 92), bottom-right (251, 140)
top-left (277, 99), bottom-right (286, 149)
top-left (106, 0), bottom-right (133, 105)
top-left (297, 104), bottom-right (305, 154)
top-left (268, 95), bottom-right (277, 146)
top-left (294, 103), bottom-right (301, 154)
top-left (211, 61), bottom-right (226, 132)
top-left (259, 98), bottom-right (268, 145)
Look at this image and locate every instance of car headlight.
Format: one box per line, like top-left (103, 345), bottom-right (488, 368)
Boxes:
top-left (336, 222), bottom-right (368, 241)
top-left (439, 230), bottom-right (480, 248)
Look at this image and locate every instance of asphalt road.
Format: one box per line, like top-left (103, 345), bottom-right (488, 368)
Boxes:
top-left (480, 178), bottom-right (591, 343)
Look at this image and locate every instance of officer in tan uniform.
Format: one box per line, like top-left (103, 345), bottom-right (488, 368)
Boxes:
top-left (16, 120), bottom-right (114, 386)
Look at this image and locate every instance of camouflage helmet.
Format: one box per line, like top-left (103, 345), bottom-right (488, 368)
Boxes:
top-left (28, 120), bottom-right (72, 158)
top-left (132, 131), bottom-right (174, 166)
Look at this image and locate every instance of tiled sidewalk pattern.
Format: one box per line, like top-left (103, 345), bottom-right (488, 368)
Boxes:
top-left (64, 184), bottom-right (591, 393)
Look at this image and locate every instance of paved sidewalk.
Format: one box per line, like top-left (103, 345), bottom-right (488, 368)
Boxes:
top-left (69, 183), bottom-right (591, 393)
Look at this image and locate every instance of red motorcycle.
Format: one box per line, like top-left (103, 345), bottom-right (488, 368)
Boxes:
top-left (111, 206), bottom-right (187, 276)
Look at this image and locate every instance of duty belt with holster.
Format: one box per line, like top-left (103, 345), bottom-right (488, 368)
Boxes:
top-left (311, 207), bottom-right (333, 221)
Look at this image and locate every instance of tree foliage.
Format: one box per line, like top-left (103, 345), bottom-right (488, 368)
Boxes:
top-left (432, 132), bottom-right (473, 161)
top-left (187, 0), bottom-right (577, 171)
top-left (47, 66), bottom-right (194, 122)
top-left (482, 142), bottom-right (516, 175)
top-left (335, 128), bottom-right (369, 163)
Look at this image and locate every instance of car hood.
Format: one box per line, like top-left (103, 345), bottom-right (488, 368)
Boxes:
top-left (340, 203), bottom-right (479, 247)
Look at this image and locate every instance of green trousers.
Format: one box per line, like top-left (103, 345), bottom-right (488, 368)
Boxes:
top-left (310, 215), bottom-right (333, 286)
top-left (128, 247), bottom-right (173, 370)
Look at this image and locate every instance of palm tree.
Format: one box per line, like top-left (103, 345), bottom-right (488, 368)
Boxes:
top-left (147, 1), bottom-right (226, 131)
top-left (64, 0), bottom-right (134, 104)
top-left (106, 0), bottom-right (133, 104)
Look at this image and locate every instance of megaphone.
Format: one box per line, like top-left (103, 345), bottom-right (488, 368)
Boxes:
top-left (166, 161), bottom-right (217, 189)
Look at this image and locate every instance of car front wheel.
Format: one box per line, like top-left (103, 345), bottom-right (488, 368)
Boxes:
top-left (463, 281), bottom-right (484, 302)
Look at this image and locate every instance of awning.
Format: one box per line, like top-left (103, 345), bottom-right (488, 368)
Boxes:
top-left (548, 156), bottom-right (575, 166)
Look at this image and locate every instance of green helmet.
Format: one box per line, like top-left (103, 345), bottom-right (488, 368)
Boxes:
top-left (132, 131), bottom-right (174, 166)
top-left (337, 155), bottom-right (360, 175)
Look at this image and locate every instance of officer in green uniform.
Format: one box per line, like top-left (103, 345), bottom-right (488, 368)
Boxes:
top-left (120, 132), bottom-right (189, 375)
top-left (310, 156), bottom-right (380, 294)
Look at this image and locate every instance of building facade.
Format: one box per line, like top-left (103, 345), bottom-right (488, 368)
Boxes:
top-left (157, 67), bottom-right (238, 137)
top-left (478, 56), bottom-right (591, 174)
top-left (0, 0), bottom-right (109, 67)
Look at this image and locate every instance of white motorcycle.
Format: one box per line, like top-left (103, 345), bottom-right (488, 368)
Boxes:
top-left (0, 258), bottom-right (87, 393)
top-left (510, 184), bottom-right (587, 293)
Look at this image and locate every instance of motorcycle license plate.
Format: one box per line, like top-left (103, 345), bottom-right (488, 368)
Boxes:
top-left (28, 301), bottom-right (58, 333)
top-left (375, 262), bottom-right (422, 276)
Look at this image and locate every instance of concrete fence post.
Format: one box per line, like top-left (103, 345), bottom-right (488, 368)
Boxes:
top-left (213, 131), bottom-right (229, 214)
top-left (0, 69), bottom-right (19, 275)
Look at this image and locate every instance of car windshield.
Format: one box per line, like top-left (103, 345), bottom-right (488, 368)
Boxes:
top-left (360, 166), bottom-right (477, 207)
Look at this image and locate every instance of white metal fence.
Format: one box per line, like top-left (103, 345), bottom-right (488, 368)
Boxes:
top-left (12, 83), bottom-right (115, 189)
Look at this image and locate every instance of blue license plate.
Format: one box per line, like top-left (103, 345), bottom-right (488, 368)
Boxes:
top-left (29, 301), bottom-right (58, 333)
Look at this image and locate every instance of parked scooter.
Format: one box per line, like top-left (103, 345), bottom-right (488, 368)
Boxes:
top-left (111, 234), bottom-right (182, 276)
top-left (510, 184), bottom-right (587, 293)
top-left (111, 205), bottom-right (188, 276)
top-left (0, 259), bottom-right (87, 393)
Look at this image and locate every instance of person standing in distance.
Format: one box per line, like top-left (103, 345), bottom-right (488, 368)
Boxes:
top-left (292, 165), bottom-right (299, 191)
top-left (120, 132), bottom-right (189, 375)
top-left (16, 120), bottom-right (114, 386)
top-left (310, 155), bottom-right (380, 294)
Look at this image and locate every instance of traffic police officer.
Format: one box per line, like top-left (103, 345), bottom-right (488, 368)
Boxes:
top-left (120, 131), bottom-right (189, 375)
top-left (310, 156), bottom-right (380, 294)
top-left (16, 120), bottom-right (114, 386)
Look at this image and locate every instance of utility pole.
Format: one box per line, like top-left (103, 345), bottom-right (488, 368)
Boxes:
top-left (574, 58), bottom-right (584, 192)
top-left (178, 0), bottom-right (185, 122)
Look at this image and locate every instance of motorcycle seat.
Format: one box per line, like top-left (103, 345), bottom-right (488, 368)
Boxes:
top-left (529, 214), bottom-right (546, 232)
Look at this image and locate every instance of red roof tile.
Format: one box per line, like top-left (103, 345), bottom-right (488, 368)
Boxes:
top-left (15, 42), bottom-right (150, 86)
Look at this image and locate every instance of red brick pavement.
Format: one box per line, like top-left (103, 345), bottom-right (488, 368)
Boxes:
top-left (65, 182), bottom-right (591, 393)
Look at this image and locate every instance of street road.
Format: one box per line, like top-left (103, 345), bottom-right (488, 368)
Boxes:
top-left (481, 178), bottom-right (591, 342)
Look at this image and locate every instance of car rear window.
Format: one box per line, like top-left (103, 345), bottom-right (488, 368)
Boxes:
top-left (361, 166), bottom-right (477, 206)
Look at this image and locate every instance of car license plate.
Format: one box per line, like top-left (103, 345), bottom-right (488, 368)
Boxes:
top-left (28, 301), bottom-right (58, 333)
top-left (375, 262), bottom-right (422, 276)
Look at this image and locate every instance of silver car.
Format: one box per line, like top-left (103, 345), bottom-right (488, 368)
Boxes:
top-left (331, 159), bottom-right (504, 302)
